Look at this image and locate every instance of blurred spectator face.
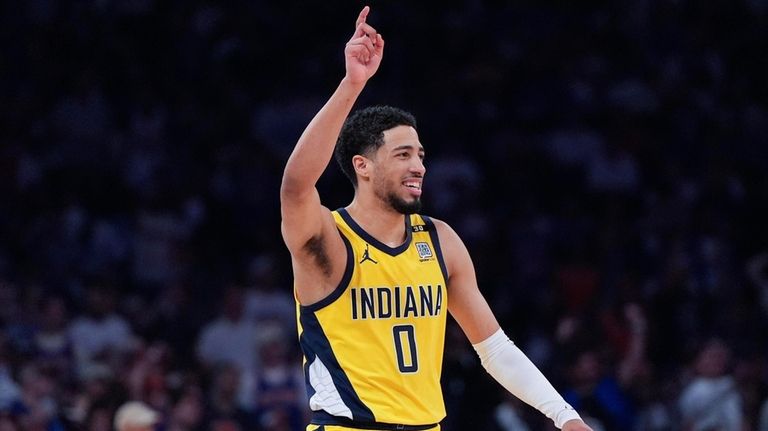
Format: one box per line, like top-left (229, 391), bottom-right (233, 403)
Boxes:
top-left (20, 365), bottom-right (54, 399)
top-left (87, 407), bottom-right (112, 431)
top-left (17, 368), bottom-right (57, 431)
top-left (572, 350), bottom-right (602, 386)
top-left (172, 387), bottom-right (203, 428)
top-left (694, 339), bottom-right (731, 378)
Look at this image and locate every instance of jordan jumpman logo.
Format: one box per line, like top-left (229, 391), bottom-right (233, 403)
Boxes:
top-left (359, 243), bottom-right (378, 264)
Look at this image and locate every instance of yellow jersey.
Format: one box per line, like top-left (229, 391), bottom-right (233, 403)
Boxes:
top-left (297, 208), bottom-right (448, 428)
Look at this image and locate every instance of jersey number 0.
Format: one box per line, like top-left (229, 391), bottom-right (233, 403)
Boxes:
top-left (392, 325), bottom-right (418, 373)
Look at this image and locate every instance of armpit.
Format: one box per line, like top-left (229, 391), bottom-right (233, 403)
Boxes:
top-left (303, 234), bottom-right (332, 277)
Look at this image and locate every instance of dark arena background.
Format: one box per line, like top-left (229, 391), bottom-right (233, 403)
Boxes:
top-left (1, 1), bottom-right (768, 430)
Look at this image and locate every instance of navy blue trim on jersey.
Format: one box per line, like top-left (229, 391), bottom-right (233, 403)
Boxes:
top-left (299, 311), bottom-right (376, 422)
top-left (337, 208), bottom-right (412, 256)
top-left (301, 231), bottom-right (355, 312)
top-left (421, 216), bottom-right (449, 281)
top-left (303, 359), bottom-right (317, 402)
top-left (311, 411), bottom-right (437, 430)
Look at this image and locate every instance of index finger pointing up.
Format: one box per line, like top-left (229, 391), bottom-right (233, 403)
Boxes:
top-left (355, 5), bottom-right (370, 28)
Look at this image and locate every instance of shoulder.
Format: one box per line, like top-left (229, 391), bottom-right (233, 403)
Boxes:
top-left (421, 215), bottom-right (462, 248)
top-left (420, 215), bottom-right (470, 276)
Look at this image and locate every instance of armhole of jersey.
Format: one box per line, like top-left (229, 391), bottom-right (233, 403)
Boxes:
top-left (300, 228), bottom-right (355, 312)
top-left (421, 216), bottom-right (449, 282)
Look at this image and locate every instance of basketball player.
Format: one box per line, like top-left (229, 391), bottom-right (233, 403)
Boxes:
top-left (280, 6), bottom-right (593, 431)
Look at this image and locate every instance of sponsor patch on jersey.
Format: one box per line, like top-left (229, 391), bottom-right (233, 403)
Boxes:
top-left (416, 242), bottom-right (433, 260)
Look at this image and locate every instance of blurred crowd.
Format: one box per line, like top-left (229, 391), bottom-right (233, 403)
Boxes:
top-left (1, 0), bottom-right (768, 430)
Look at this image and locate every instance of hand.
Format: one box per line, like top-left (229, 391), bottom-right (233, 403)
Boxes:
top-left (562, 419), bottom-right (593, 431)
top-left (344, 6), bottom-right (385, 84)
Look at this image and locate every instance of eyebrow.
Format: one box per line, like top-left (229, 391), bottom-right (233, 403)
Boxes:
top-left (391, 144), bottom-right (425, 153)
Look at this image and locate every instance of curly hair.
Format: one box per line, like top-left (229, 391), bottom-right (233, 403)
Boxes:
top-left (335, 106), bottom-right (417, 186)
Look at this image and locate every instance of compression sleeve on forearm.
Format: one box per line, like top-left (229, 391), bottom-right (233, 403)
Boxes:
top-left (472, 328), bottom-right (582, 429)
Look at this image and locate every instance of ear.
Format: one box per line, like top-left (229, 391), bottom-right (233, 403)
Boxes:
top-left (352, 155), bottom-right (372, 181)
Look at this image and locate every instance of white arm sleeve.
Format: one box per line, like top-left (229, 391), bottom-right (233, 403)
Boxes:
top-left (472, 329), bottom-right (581, 429)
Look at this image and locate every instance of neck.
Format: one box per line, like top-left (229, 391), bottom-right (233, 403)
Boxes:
top-left (346, 194), bottom-right (408, 247)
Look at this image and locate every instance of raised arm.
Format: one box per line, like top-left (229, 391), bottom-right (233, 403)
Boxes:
top-left (436, 219), bottom-right (592, 431)
top-left (280, 6), bottom-right (384, 252)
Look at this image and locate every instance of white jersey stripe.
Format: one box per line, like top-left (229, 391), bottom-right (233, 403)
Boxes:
top-left (308, 356), bottom-right (354, 419)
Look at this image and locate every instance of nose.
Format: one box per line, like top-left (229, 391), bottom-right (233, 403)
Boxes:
top-left (410, 157), bottom-right (426, 176)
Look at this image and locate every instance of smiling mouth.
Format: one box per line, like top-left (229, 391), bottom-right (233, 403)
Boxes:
top-left (402, 180), bottom-right (422, 197)
top-left (403, 181), bottom-right (421, 190)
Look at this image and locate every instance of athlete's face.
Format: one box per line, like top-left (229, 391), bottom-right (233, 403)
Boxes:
top-left (370, 125), bottom-right (425, 214)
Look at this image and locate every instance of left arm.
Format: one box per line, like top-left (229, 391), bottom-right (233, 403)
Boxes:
top-left (434, 218), bottom-right (592, 431)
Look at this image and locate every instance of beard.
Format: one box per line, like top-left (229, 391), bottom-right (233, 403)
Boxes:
top-left (373, 182), bottom-right (422, 214)
top-left (372, 173), bottom-right (423, 214)
top-left (386, 192), bottom-right (421, 214)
